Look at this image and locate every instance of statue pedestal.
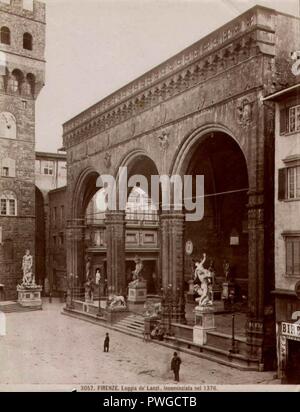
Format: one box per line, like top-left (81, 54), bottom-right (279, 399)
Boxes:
top-left (128, 281), bottom-right (147, 303)
top-left (17, 285), bottom-right (42, 309)
top-left (193, 306), bottom-right (215, 345)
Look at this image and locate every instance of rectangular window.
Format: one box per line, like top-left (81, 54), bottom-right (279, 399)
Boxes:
top-left (286, 237), bottom-right (300, 276)
top-left (0, 199), bottom-right (6, 215)
top-left (2, 167), bottom-right (9, 177)
top-left (287, 166), bottom-right (300, 200)
top-left (43, 161), bottom-right (54, 175)
top-left (52, 207), bottom-right (57, 226)
top-left (289, 105), bottom-right (300, 133)
top-left (60, 205), bottom-right (65, 224)
top-left (8, 199), bottom-right (15, 215)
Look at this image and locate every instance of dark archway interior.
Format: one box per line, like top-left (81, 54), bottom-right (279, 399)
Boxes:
top-left (126, 155), bottom-right (160, 203)
top-left (78, 170), bottom-right (100, 219)
top-left (184, 132), bottom-right (249, 296)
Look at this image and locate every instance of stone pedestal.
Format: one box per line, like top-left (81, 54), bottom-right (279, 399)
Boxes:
top-left (193, 306), bottom-right (215, 345)
top-left (17, 285), bottom-right (42, 309)
top-left (128, 281), bottom-right (147, 303)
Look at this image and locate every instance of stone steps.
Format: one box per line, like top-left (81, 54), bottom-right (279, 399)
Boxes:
top-left (0, 301), bottom-right (42, 313)
top-left (62, 307), bottom-right (260, 371)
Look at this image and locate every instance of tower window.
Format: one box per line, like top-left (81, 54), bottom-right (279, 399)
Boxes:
top-left (0, 27), bottom-right (10, 45)
top-left (0, 191), bottom-right (17, 216)
top-left (23, 32), bottom-right (33, 50)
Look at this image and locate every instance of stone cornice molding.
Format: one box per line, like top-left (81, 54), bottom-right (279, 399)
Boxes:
top-left (63, 7), bottom-right (279, 149)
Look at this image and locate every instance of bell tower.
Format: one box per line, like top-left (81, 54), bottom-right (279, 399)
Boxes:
top-left (0, 0), bottom-right (45, 299)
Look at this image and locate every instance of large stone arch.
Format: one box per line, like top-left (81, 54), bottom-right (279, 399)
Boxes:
top-left (170, 123), bottom-right (249, 179)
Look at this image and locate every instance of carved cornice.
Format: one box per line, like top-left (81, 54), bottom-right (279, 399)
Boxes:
top-left (63, 7), bottom-right (277, 149)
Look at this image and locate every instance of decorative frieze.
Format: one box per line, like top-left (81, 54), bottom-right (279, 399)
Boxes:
top-left (63, 9), bottom-right (276, 149)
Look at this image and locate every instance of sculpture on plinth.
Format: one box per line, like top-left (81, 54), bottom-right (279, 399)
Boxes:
top-left (193, 253), bottom-right (213, 307)
top-left (17, 250), bottom-right (42, 308)
top-left (128, 256), bottom-right (144, 287)
top-left (108, 294), bottom-right (127, 310)
top-left (192, 253), bottom-right (215, 345)
top-left (21, 249), bottom-right (34, 287)
top-left (127, 256), bottom-right (147, 303)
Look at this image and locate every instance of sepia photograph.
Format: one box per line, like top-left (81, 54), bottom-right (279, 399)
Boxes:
top-left (0, 0), bottom-right (300, 394)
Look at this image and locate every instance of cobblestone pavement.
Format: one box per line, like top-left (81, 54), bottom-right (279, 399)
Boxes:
top-left (0, 299), bottom-right (278, 387)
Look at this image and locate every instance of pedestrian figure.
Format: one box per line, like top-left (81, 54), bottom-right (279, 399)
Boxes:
top-left (104, 332), bottom-right (110, 352)
top-left (171, 352), bottom-right (181, 382)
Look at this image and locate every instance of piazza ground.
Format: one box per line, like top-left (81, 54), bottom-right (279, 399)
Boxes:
top-left (0, 299), bottom-right (278, 386)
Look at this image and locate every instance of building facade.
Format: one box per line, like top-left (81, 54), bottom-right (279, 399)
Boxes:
top-left (62, 6), bottom-right (300, 369)
top-left (0, 0), bottom-right (45, 299)
top-left (264, 83), bottom-right (300, 382)
top-left (35, 151), bottom-right (67, 290)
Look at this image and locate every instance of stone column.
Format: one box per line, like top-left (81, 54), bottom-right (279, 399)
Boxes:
top-left (246, 191), bottom-right (265, 364)
top-left (105, 211), bottom-right (126, 296)
top-left (160, 210), bottom-right (185, 323)
top-left (66, 218), bottom-right (85, 283)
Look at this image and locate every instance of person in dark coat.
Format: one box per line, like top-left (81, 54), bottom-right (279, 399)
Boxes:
top-left (104, 333), bottom-right (110, 352)
top-left (171, 352), bottom-right (182, 382)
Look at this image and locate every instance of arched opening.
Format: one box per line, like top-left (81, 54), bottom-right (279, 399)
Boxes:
top-left (119, 153), bottom-right (160, 296)
top-left (72, 168), bottom-right (100, 288)
top-left (9, 69), bottom-right (23, 94)
top-left (0, 27), bottom-right (10, 45)
top-left (180, 131), bottom-right (249, 332)
top-left (23, 32), bottom-right (33, 50)
top-left (23, 73), bottom-right (35, 97)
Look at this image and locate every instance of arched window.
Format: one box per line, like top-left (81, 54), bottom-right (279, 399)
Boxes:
top-left (9, 69), bottom-right (23, 94)
top-left (0, 191), bottom-right (17, 216)
top-left (0, 27), bottom-right (10, 45)
top-left (24, 73), bottom-right (35, 96)
top-left (0, 112), bottom-right (16, 139)
top-left (23, 32), bottom-right (32, 50)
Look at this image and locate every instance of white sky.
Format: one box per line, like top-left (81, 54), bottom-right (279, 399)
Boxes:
top-left (36, 0), bottom-right (300, 152)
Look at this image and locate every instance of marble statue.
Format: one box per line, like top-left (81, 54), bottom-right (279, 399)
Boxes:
top-left (108, 294), bottom-right (127, 310)
top-left (128, 256), bottom-right (144, 287)
top-left (84, 277), bottom-right (94, 302)
top-left (95, 269), bottom-right (101, 285)
top-left (223, 260), bottom-right (230, 281)
top-left (85, 256), bottom-right (91, 280)
top-left (194, 253), bottom-right (213, 307)
top-left (22, 249), bottom-right (34, 286)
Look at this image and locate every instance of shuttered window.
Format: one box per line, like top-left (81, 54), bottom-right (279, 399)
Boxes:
top-left (278, 166), bottom-right (300, 200)
top-left (280, 104), bottom-right (300, 134)
top-left (286, 237), bottom-right (300, 276)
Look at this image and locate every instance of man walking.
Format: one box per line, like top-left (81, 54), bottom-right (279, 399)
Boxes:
top-left (104, 332), bottom-right (110, 352)
top-left (171, 352), bottom-right (182, 382)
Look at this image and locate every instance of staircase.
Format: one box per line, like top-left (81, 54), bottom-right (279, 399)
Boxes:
top-left (113, 313), bottom-right (145, 338)
top-left (0, 301), bottom-right (41, 313)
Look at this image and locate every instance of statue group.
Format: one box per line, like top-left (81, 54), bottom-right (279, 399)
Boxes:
top-left (193, 253), bottom-right (214, 307)
top-left (128, 256), bottom-right (145, 287)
